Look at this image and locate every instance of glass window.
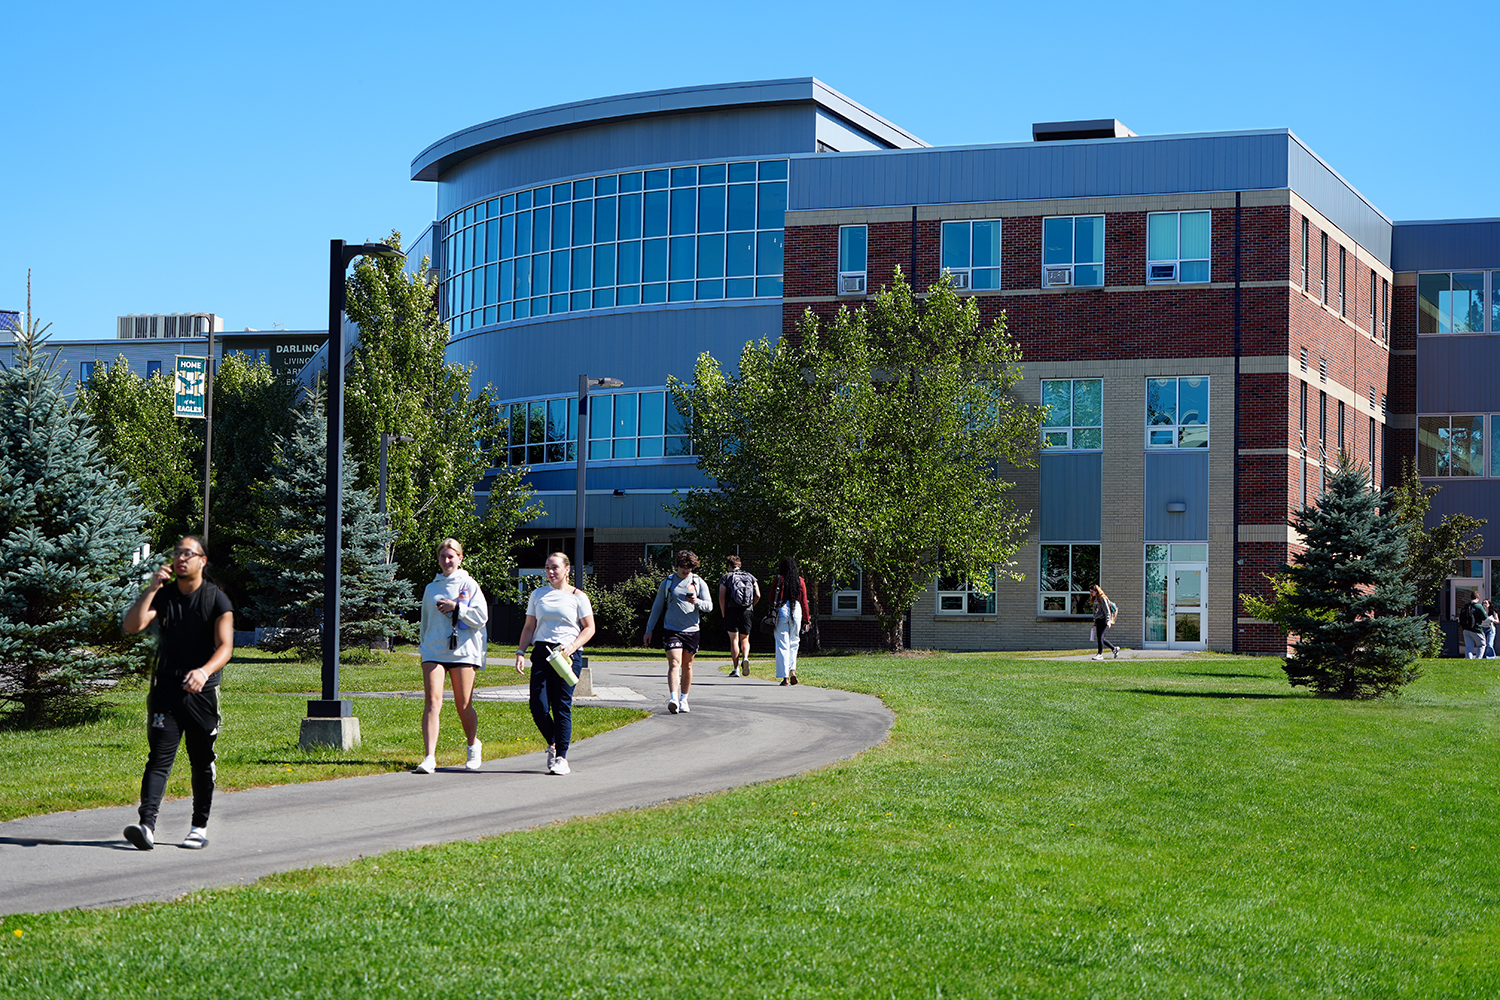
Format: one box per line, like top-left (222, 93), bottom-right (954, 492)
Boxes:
top-left (727, 184), bottom-right (756, 231)
top-left (936, 566), bottom-right (996, 615)
top-left (1043, 216), bottom-right (1104, 287)
top-left (618, 193), bottom-right (642, 241)
top-left (1041, 379), bottom-right (1103, 449)
top-left (1420, 271), bottom-right (1487, 334)
top-left (728, 161), bottom-right (756, 183)
top-left (757, 232), bottom-right (783, 276)
top-left (697, 234), bottom-right (725, 279)
top-left (1039, 544), bottom-right (1100, 615)
top-left (146, 360), bottom-right (162, 378)
top-left (1146, 376), bottom-right (1209, 448)
top-left (830, 564), bottom-right (862, 615)
top-left (1419, 415), bottom-right (1484, 477)
top-left (757, 181), bottom-right (786, 230)
top-left (839, 226), bottom-right (867, 274)
top-left (698, 186), bottom-right (725, 233)
top-left (727, 232), bottom-right (754, 277)
top-left (670, 188), bottom-right (696, 235)
top-left (941, 220), bottom-right (1001, 290)
top-left (644, 190), bottom-right (668, 238)
top-left (1147, 211), bottom-right (1210, 283)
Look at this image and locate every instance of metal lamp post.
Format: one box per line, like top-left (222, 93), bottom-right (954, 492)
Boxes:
top-left (301, 239), bottom-right (405, 751)
top-left (575, 375), bottom-right (624, 577)
top-left (199, 312), bottom-right (216, 545)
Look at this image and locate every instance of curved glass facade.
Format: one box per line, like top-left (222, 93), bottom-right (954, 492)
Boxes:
top-left (496, 387), bottom-right (694, 469)
top-left (440, 159), bottom-right (788, 333)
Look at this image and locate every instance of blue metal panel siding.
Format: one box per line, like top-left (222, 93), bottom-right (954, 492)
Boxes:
top-left (789, 132), bottom-right (1293, 212)
top-left (1285, 139), bottom-right (1391, 264)
top-left (436, 107), bottom-right (812, 217)
top-left (526, 464), bottom-right (711, 493)
top-left (1144, 452), bottom-right (1209, 541)
top-left (1392, 219), bottom-right (1500, 272)
top-left (1415, 336), bottom-right (1500, 413)
top-left (524, 492), bottom-right (680, 530)
top-left (444, 301), bottom-right (783, 401)
top-left (1039, 453), bottom-right (1103, 540)
top-left (1426, 479), bottom-right (1500, 535)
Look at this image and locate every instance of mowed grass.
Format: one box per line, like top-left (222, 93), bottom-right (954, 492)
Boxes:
top-left (5, 651), bottom-right (1500, 998)
top-left (0, 649), bottom-right (647, 821)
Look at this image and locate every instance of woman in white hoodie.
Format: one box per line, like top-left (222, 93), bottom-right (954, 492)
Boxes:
top-left (415, 538), bottom-right (489, 774)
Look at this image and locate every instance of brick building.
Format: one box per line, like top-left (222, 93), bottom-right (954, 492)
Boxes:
top-left (410, 80), bottom-right (1495, 654)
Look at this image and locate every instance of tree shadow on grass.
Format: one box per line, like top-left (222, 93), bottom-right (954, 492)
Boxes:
top-left (1119, 687), bottom-right (1297, 700)
top-left (1175, 671), bottom-right (1273, 680)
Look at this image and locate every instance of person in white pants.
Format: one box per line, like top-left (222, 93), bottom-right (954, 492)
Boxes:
top-left (770, 555), bottom-right (810, 685)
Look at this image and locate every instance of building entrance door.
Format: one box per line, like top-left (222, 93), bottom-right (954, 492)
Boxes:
top-left (1168, 563), bottom-right (1207, 649)
top-left (1145, 543), bottom-right (1208, 649)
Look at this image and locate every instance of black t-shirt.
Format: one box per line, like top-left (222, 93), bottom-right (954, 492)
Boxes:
top-left (150, 581), bottom-right (233, 688)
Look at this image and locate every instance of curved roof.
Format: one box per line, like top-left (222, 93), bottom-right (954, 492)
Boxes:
top-left (410, 77), bottom-right (927, 182)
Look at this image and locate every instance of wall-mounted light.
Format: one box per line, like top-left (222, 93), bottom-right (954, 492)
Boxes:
top-left (1166, 501), bottom-right (1187, 513)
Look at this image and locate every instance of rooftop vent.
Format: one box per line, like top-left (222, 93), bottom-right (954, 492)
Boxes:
top-left (1032, 119), bottom-right (1137, 142)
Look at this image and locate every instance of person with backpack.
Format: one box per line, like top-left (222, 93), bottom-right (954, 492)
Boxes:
top-left (1089, 583), bottom-right (1120, 660)
top-left (1460, 594), bottom-right (1487, 659)
top-left (643, 550), bottom-right (713, 714)
top-left (718, 555), bottom-right (760, 677)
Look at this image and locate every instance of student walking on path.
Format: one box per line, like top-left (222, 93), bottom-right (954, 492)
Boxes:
top-left (718, 554), bottom-right (760, 677)
top-left (514, 552), bottom-right (595, 775)
top-left (415, 538), bottom-right (489, 774)
top-left (643, 550), bottom-right (713, 713)
top-left (120, 535), bottom-right (234, 851)
top-left (769, 556), bottom-right (810, 686)
top-left (1090, 583), bottom-right (1120, 660)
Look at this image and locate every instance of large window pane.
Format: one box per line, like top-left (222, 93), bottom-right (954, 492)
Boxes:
top-left (550, 250), bottom-right (569, 293)
top-left (757, 232), bottom-right (783, 275)
top-left (613, 392), bottom-right (638, 439)
top-left (973, 221), bottom-right (1001, 268)
top-left (593, 244), bottom-right (615, 288)
top-left (1147, 378), bottom-right (1177, 425)
top-left (1042, 380), bottom-right (1071, 427)
top-left (1179, 377), bottom-right (1208, 425)
top-left (515, 211), bottom-right (532, 256)
top-left (532, 253), bottom-right (549, 293)
top-left (643, 239), bottom-right (667, 283)
top-left (500, 214), bottom-right (514, 259)
top-left (697, 234), bottom-right (725, 278)
top-left (1453, 415), bottom-right (1484, 476)
top-left (726, 232), bottom-right (754, 276)
top-left (533, 207), bottom-right (551, 252)
top-left (757, 181), bottom-right (786, 229)
top-left (1075, 216), bottom-right (1104, 264)
top-left (639, 391), bottom-right (665, 437)
top-left (670, 237), bottom-right (695, 280)
top-left (840, 226), bottom-right (867, 272)
top-left (573, 200), bottom-right (593, 246)
top-left (1043, 218), bottom-right (1073, 264)
top-left (644, 190), bottom-right (668, 238)
top-left (1147, 213), bottom-right (1177, 261)
top-left (1453, 273), bottom-right (1484, 333)
top-left (698, 186), bottom-right (725, 233)
top-left (590, 394), bottom-right (612, 441)
top-left (1070, 545), bottom-right (1100, 593)
top-left (1417, 416), bottom-right (1446, 476)
top-left (1419, 272), bottom-right (1449, 334)
top-left (617, 241), bottom-right (641, 285)
top-left (1074, 379), bottom-right (1102, 427)
top-left (618, 193), bottom-right (642, 240)
top-left (942, 222), bottom-right (971, 270)
top-left (1040, 545), bottom-right (1070, 591)
top-left (727, 184), bottom-right (756, 231)
top-left (1180, 212), bottom-right (1210, 259)
top-left (571, 247), bottom-right (591, 290)
top-left (671, 189), bottom-right (696, 235)
top-left (552, 203), bottom-right (571, 249)
top-left (514, 256), bottom-right (531, 299)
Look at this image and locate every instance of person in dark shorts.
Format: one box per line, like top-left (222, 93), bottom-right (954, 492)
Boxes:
top-left (643, 550), bottom-right (712, 714)
top-left (718, 554), bottom-right (760, 677)
top-left (121, 536), bottom-right (234, 851)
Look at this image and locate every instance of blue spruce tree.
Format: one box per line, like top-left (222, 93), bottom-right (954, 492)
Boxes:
top-left (250, 387), bottom-right (409, 656)
top-left (0, 319), bottom-right (150, 724)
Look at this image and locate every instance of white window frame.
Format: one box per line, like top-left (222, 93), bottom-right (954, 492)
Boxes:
top-left (1042, 215), bottom-right (1104, 288)
top-left (1146, 211), bottom-right (1211, 284)
top-left (936, 566), bottom-right (997, 615)
top-left (940, 219), bottom-right (1002, 291)
top-left (1040, 378), bottom-right (1103, 450)
top-left (829, 564), bottom-right (862, 615)
top-left (838, 225), bottom-right (867, 296)
top-left (1038, 543), bottom-right (1101, 616)
top-left (1146, 376), bottom-right (1210, 449)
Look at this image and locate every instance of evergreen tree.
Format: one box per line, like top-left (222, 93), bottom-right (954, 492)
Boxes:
top-left (1282, 460), bottom-right (1426, 697)
top-left (248, 387), bottom-right (409, 657)
top-left (0, 319), bottom-right (150, 724)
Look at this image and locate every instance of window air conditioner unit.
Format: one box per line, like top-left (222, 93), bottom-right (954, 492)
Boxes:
top-left (946, 269), bottom-right (970, 290)
top-left (839, 273), bottom-right (867, 295)
top-left (1044, 266), bottom-right (1073, 287)
top-left (1149, 263), bottom-right (1177, 282)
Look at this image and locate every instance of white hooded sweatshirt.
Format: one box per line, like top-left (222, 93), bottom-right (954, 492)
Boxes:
top-left (418, 568), bottom-right (489, 666)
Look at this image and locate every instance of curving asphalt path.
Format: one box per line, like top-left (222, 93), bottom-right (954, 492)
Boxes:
top-left (0, 659), bottom-right (892, 915)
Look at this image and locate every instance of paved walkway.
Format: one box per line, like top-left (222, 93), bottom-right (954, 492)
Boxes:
top-left (0, 659), bottom-right (892, 915)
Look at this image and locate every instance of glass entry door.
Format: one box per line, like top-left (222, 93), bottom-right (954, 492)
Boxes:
top-left (1145, 543), bottom-right (1208, 649)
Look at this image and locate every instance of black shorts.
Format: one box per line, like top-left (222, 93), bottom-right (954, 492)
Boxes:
top-left (661, 629), bottom-right (701, 653)
top-left (723, 606), bottom-right (754, 634)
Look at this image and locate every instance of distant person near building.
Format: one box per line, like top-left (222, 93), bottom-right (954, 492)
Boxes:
top-left (121, 536), bottom-right (234, 851)
top-left (1460, 595), bottom-right (1487, 659)
top-left (644, 550), bottom-right (713, 714)
top-left (718, 555), bottom-right (760, 677)
top-left (769, 556), bottom-right (810, 686)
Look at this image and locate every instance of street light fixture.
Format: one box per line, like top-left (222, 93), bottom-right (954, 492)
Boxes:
top-left (302, 239), bottom-right (404, 752)
top-left (575, 375), bottom-right (624, 578)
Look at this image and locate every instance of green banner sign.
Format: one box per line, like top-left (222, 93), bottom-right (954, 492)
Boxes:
top-left (174, 355), bottom-right (207, 419)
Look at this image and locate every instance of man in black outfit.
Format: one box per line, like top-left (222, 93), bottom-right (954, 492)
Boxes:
top-left (121, 536), bottom-right (233, 850)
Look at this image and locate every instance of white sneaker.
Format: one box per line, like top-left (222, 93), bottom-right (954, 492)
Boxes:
top-left (678, 697), bottom-right (690, 713)
top-left (414, 755), bottom-right (437, 774)
top-left (123, 824), bottom-right (154, 851)
top-left (181, 826), bottom-right (209, 850)
top-left (548, 756), bottom-right (571, 775)
top-left (1113, 647), bottom-right (1121, 659)
top-left (1091, 654), bottom-right (1104, 661)
top-left (465, 740), bottom-right (483, 770)
top-left (667, 697), bottom-right (680, 714)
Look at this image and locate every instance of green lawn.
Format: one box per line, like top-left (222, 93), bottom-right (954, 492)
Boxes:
top-left (4, 651), bottom-right (1500, 998)
top-left (0, 649), bottom-right (647, 821)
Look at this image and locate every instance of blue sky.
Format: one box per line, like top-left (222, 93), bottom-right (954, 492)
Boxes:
top-left (5, 0), bottom-right (1494, 340)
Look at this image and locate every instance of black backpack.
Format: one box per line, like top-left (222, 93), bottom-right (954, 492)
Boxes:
top-left (725, 570), bottom-right (756, 609)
